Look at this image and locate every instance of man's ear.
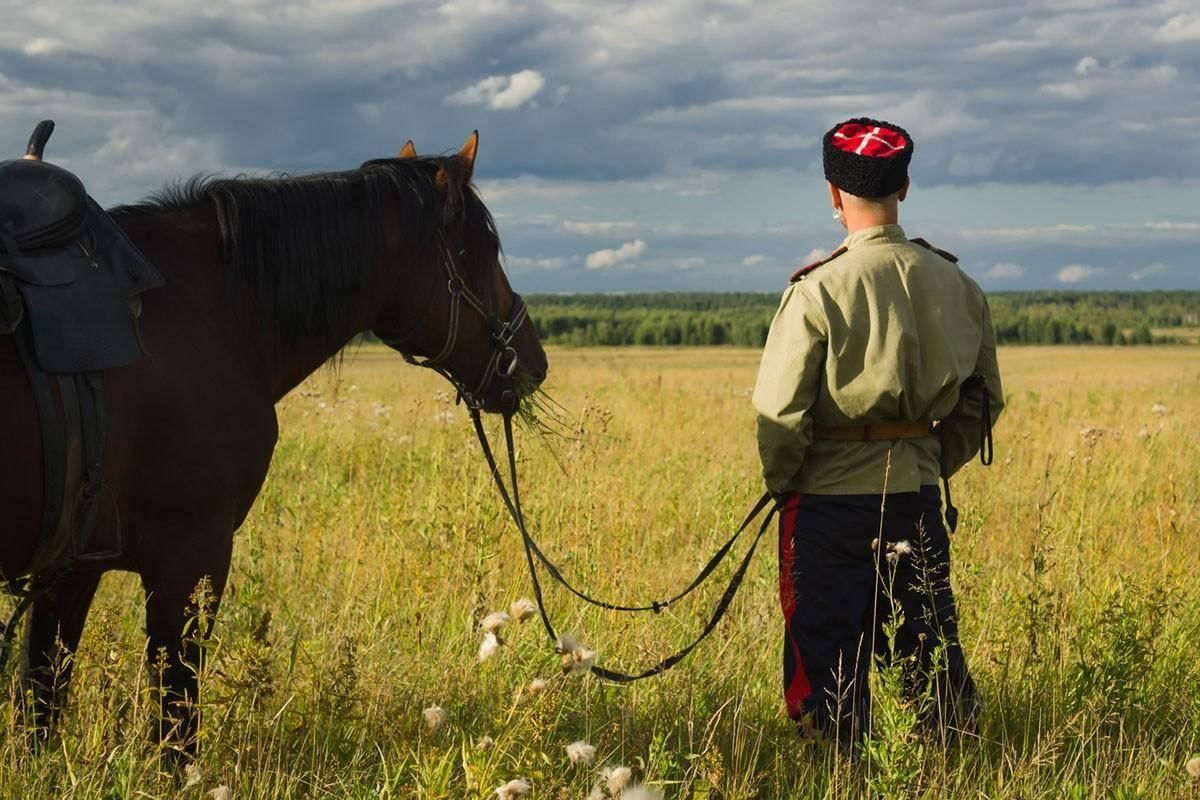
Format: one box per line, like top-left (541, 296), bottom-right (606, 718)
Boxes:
top-left (827, 181), bottom-right (843, 213)
top-left (397, 140), bottom-right (417, 159)
top-left (897, 176), bottom-right (910, 202)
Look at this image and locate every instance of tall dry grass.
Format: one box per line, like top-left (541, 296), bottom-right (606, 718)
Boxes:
top-left (0, 346), bottom-right (1197, 799)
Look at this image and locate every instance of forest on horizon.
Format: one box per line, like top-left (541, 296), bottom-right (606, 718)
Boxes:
top-left (524, 290), bottom-right (1200, 348)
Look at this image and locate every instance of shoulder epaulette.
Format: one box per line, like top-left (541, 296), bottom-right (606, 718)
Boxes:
top-left (789, 246), bottom-right (847, 283)
top-left (909, 237), bottom-right (958, 263)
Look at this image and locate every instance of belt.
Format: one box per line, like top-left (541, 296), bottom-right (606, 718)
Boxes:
top-left (812, 421), bottom-right (933, 442)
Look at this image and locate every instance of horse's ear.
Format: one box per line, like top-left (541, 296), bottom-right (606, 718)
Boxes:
top-left (397, 140), bottom-right (417, 159)
top-left (457, 130), bottom-right (478, 182)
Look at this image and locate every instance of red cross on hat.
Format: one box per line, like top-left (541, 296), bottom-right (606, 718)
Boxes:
top-left (831, 122), bottom-right (908, 159)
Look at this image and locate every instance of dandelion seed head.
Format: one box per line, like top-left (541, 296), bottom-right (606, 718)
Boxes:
top-left (479, 632), bottom-right (502, 662)
top-left (477, 735), bottom-right (495, 751)
top-left (585, 785), bottom-right (605, 800)
top-left (494, 778), bottom-right (531, 799)
top-left (893, 540), bottom-right (912, 556)
top-left (1187, 756), bottom-right (1200, 778)
top-left (885, 551), bottom-right (899, 566)
top-left (562, 647), bottom-right (596, 675)
top-left (623, 785), bottom-right (665, 800)
top-left (481, 611), bottom-right (512, 633)
top-left (423, 704), bottom-right (447, 731)
top-left (604, 765), bottom-right (634, 794)
top-left (555, 632), bottom-right (582, 654)
top-left (1152, 402), bottom-right (1169, 417)
top-left (1137, 427), bottom-right (1151, 440)
top-left (566, 740), bottom-right (596, 765)
top-left (510, 598), bottom-right (538, 623)
top-left (870, 537), bottom-right (879, 551)
top-left (528, 677), bottom-right (549, 694)
top-left (183, 762), bottom-right (202, 789)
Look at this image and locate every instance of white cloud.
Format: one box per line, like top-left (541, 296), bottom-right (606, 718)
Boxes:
top-left (674, 257), bottom-right (705, 269)
top-left (23, 37), bottom-right (65, 56)
top-left (1129, 263), bottom-right (1168, 281)
top-left (505, 255), bottom-right (569, 271)
top-left (1075, 56), bottom-right (1100, 75)
top-left (801, 248), bottom-right (829, 265)
top-left (562, 220), bottom-right (638, 236)
top-left (1057, 264), bottom-right (1104, 283)
top-left (985, 262), bottom-right (1025, 280)
top-left (585, 240), bottom-right (647, 269)
top-left (1156, 14), bottom-right (1200, 43)
top-left (447, 69), bottom-right (545, 110)
top-left (742, 254), bottom-right (770, 266)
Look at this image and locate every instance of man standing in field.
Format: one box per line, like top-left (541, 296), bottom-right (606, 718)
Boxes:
top-left (753, 118), bottom-right (1004, 747)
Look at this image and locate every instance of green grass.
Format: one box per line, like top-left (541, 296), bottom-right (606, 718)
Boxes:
top-left (1, 346), bottom-right (1198, 798)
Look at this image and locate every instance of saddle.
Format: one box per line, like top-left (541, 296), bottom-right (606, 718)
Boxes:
top-left (0, 123), bottom-right (163, 373)
top-left (0, 122), bottom-right (163, 625)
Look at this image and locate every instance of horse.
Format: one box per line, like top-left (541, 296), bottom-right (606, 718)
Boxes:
top-left (0, 131), bottom-right (547, 752)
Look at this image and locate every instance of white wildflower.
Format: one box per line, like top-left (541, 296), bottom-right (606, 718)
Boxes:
top-left (562, 647), bottom-right (596, 675)
top-left (479, 632), bottom-right (502, 662)
top-left (528, 677), bottom-right (548, 694)
top-left (423, 704), bottom-right (447, 731)
top-left (586, 785), bottom-right (605, 800)
top-left (892, 540), bottom-right (912, 556)
top-left (1066, 449), bottom-right (1077, 459)
top-left (209, 788), bottom-right (232, 800)
top-left (1152, 402), bottom-right (1169, 416)
top-left (510, 598), bottom-right (538, 623)
top-left (566, 740), bottom-right (596, 765)
top-left (1137, 427), bottom-right (1151, 440)
top-left (604, 765), bottom-right (634, 794)
top-left (555, 633), bottom-right (582, 653)
top-left (885, 551), bottom-right (899, 567)
top-left (183, 762), bottom-right (202, 789)
top-left (623, 785), bottom-right (665, 800)
top-left (1187, 756), bottom-right (1200, 778)
top-left (477, 735), bottom-right (495, 751)
top-left (481, 611), bottom-right (512, 633)
top-left (435, 409), bottom-right (457, 426)
top-left (494, 778), bottom-right (531, 799)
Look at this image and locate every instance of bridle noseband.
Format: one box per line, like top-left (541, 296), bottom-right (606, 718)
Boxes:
top-left (380, 233), bottom-right (528, 412)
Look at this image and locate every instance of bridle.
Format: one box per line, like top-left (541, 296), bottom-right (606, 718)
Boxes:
top-left (380, 224), bottom-right (778, 684)
top-left (378, 232), bottom-right (528, 413)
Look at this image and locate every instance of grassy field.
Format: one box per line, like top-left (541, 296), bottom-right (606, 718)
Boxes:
top-left (2, 346), bottom-right (1199, 799)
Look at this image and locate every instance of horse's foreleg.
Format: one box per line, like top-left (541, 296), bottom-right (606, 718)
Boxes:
top-left (19, 570), bottom-right (103, 741)
top-left (141, 534), bottom-right (232, 758)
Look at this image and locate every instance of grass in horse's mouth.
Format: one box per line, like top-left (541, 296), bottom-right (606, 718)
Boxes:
top-left (513, 377), bottom-right (575, 472)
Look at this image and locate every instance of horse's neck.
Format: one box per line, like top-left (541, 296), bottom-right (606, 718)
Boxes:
top-left (119, 207), bottom-right (384, 404)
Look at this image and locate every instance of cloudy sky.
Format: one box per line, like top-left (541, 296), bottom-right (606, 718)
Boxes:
top-left (2, 0), bottom-right (1197, 292)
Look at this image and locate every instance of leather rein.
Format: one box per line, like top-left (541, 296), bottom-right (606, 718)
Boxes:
top-left (384, 240), bottom-right (778, 682)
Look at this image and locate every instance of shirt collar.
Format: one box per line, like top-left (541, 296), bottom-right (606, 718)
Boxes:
top-left (841, 223), bottom-right (907, 251)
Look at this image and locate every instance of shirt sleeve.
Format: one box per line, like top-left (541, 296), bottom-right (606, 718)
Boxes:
top-left (938, 296), bottom-right (1005, 478)
top-left (752, 283), bottom-right (828, 494)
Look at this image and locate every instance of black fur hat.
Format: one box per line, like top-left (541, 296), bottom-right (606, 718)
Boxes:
top-left (822, 118), bottom-right (913, 198)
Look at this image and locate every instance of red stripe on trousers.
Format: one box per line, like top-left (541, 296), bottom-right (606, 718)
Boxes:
top-left (778, 493), bottom-right (812, 718)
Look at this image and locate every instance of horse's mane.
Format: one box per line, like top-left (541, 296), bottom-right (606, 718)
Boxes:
top-left (111, 158), bottom-right (500, 346)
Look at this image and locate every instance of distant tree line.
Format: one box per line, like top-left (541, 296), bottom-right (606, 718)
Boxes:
top-left (524, 291), bottom-right (1200, 347)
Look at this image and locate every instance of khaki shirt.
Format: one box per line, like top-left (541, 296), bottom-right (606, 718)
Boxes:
top-left (752, 224), bottom-right (1004, 495)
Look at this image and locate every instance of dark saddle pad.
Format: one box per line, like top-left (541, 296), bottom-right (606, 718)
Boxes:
top-left (0, 158), bottom-right (164, 374)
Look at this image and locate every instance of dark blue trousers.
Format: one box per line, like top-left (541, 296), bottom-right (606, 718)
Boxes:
top-left (777, 486), bottom-right (977, 744)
